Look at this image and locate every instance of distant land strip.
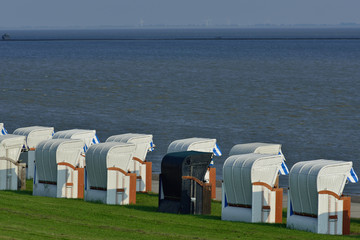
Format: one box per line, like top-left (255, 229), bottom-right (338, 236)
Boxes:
top-left (2, 37), bottom-right (360, 41)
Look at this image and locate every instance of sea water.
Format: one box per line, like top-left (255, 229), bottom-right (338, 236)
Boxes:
top-left (1, 28), bottom-right (360, 194)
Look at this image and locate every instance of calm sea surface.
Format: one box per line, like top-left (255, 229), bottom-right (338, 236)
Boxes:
top-left (1, 28), bottom-right (360, 194)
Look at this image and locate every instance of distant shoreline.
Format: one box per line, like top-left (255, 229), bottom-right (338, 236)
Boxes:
top-left (2, 27), bottom-right (360, 41)
top-left (1, 25), bottom-right (360, 31)
top-left (2, 37), bottom-right (360, 41)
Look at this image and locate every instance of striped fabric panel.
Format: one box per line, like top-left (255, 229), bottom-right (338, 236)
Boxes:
top-left (213, 143), bottom-right (222, 156)
top-left (92, 135), bottom-right (100, 144)
top-left (83, 144), bottom-right (88, 152)
top-left (1, 127), bottom-right (8, 135)
top-left (348, 168), bottom-right (359, 183)
top-left (279, 160), bottom-right (289, 175)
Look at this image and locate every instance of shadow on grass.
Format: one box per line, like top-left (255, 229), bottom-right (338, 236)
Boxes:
top-left (255, 222), bottom-right (287, 229)
top-left (193, 214), bottom-right (221, 221)
top-left (2, 189), bottom-right (33, 196)
top-left (351, 218), bottom-right (360, 224)
top-left (194, 214), bottom-right (288, 233)
top-left (347, 235), bottom-right (360, 238)
top-left (124, 205), bottom-right (158, 213)
top-left (15, 190), bottom-right (33, 196)
top-left (146, 192), bottom-right (160, 197)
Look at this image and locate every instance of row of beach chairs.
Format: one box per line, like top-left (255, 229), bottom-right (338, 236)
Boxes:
top-left (158, 142), bottom-right (358, 235)
top-left (0, 123), bottom-right (358, 235)
top-left (0, 124), bottom-right (220, 202)
top-left (0, 125), bottom-right (154, 202)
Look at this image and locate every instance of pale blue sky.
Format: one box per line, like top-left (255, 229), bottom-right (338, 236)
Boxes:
top-left (1, 0), bottom-right (360, 28)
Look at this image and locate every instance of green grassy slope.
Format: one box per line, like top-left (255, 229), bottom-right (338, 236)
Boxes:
top-left (0, 181), bottom-right (359, 239)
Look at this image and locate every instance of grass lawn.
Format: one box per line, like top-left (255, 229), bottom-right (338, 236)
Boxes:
top-left (0, 180), bottom-right (359, 239)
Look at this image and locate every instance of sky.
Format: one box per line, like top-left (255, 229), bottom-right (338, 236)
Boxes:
top-left (1, 0), bottom-right (360, 29)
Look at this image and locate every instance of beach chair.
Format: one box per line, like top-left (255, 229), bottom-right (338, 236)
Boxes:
top-left (287, 160), bottom-right (358, 235)
top-left (167, 138), bottom-right (221, 199)
top-left (84, 142), bottom-right (137, 205)
top-left (159, 151), bottom-right (213, 215)
top-left (33, 139), bottom-right (85, 198)
top-left (222, 153), bottom-right (284, 223)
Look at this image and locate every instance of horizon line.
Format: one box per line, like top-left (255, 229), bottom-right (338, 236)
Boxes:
top-left (1, 23), bottom-right (360, 31)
